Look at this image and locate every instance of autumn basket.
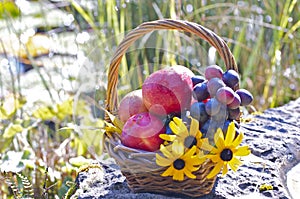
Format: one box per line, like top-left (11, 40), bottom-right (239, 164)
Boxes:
top-left (103, 19), bottom-right (250, 198)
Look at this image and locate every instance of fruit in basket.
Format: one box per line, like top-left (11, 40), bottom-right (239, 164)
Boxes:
top-left (215, 87), bottom-right (235, 105)
top-left (120, 112), bottom-right (165, 151)
top-left (211, 103), bottom-right (228, 122)
top-left (205, 98), bottom-right (221, 116)
top-left (192, 81), bottom-right (210, 102)
top-left (222, 69), bottom-right (240, 89)
top-left (207, 77), bottom-right (225, 97)
top-left (118, 89), bottom-right (148, 123)
top-left (227, 92), bottom-right (241, 109)
top-left (228, 107), bottom-right (241, 120)
top-left (204, 65), bottom-right (223, 80)
top-left (142, 65), bottom-right (194, 116)
top-left (190, 102), bottom-right (209, 125)
top-left (191, 75), bottom-right (206, 86)
top-left (236, 89), bottom-right (253, 106)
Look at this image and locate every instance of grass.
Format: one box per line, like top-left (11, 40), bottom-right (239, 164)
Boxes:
top-left (0, 0), bottom-right (299, 198)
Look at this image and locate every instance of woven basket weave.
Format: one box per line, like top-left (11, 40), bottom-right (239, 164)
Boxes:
top-left (104, 19), bottom-right (238, 198)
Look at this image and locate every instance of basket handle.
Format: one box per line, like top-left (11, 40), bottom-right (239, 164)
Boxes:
top-left (106, 19), bottom-right (237, 115)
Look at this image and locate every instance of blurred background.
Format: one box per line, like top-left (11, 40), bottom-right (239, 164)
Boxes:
top-left (0, 0), bottom-right (299, 198)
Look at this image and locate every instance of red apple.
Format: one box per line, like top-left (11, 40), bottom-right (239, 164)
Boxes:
top-left (118, 89), bottom-right (148, 123)
top-left (142, 65), bottom-right (194, 116)
top-left (121, 112), bottom-right (165, 151)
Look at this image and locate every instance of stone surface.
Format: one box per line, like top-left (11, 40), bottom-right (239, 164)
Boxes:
top-left (72, 98), bottom-right (300, 199)
top-left (287, 163), bottom-right (300, 199)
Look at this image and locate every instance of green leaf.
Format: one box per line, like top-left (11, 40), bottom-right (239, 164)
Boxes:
top-left (57, 127), bottom-right (73, 138)
top-left (73, 137), bottom-right (87, 156)
top-left (69, 156), bottom-right (92, 167)
top-left (81, 129), bottom-right (104, 154)
top-left (56, 98), bottom-right (73, 120)
top-left (0, 1), bottom-right (20, 19)
top-left (3, 123), bottom-right (23, 138)
top-left (32, 106), bottom-right (55, 120)
top-left (0, 106), bottom-right (8, 119)
top-left (0, 97), bottom-right (26, 119)
top-left (104, 109), bottom-right (124, 130)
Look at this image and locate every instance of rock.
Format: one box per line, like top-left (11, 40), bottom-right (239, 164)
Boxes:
top-left (72, 98), bottom-right (300, 199)
top-left (287, 163), bottom-right (300, 199)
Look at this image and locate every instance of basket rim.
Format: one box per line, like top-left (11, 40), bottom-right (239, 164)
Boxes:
top-left (105, 19), bottom-right (238, 116)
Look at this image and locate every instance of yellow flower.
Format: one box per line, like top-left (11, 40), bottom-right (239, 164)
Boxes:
top-left (160, 117), bottom-right (209, 152)
top-left (156, 140), bottom-right (206, 181)
top-left (205, 122), bottom-right (250, 179)
top-left (104, 110), bottom-right (124, 134)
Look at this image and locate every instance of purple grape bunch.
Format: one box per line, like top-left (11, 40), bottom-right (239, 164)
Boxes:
top-left (190, 65), bottom-right (253, 139)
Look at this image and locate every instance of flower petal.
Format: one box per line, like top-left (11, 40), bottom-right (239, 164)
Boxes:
top-left (174, 117), bottom-right (189, 136)
top-left (183, 145), bottom-right (196, 159)
top-left (161, 166), bottom-right (174, 177)
top-left (172, 140), bottom-right (184, 156)
top-left (225, 122), bottom-right (235, 146)
top-left (160, 144), bottom-right (173, 159)
top-left (191, 155), bottom-right (206, 165)
top-left (184, 169), bottom-right (196, 179)
top-left (207, 161), bottom-right (223, 179)
top-left (200, 138), bottom-right (214, 152)
top-left (228, 157), bottom-right (242, 172)
top-left (206, 154), bottom-right (221, 163)
top-left (159, 134), bottom-right (176, 142)
top-left (189, 117), bottom-right (199, 137)
top-left (222, 163), bottom-right (228, 176)
top-left (232, 132), bottom-right (244, 147)
top-left (156, 153), bottom-right (172, 167)
top-left (235, 145), bottom-right (251, 156)
top-left (190, 165), bottom-right (200, 172)
top-left (173, 170), bottom-right (184, 181)
top-left (169, 120), bottom-right (181, 135)
top-left (214, 128), bottom-right (225, 149)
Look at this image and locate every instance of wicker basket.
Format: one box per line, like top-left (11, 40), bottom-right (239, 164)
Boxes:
top-left (104, 19), bottom-right (238, 198)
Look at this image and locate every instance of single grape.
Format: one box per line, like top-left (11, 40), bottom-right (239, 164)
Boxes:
top-left (222, 120), bottom-right (240, 138)
top-left (222, 120), bottom-right (231, 133)
top-left (205, 65), bottom-right (223, 80)
top-left (200, 119), bottom-right (210, 137)
top-left (193, 82), bottom-right (210, 102)
top-left (216, 87), bottom-right (235, 105)
top-left (207, 77), bottom-right (225, 97)
top-left (222, 69), bottom-right (240, 89)
top-left (190, 102), bottom-right (209, 125)
top-left (228, 107), bottom-right (241, 120)
top-left (227, 92), bottom-right (241, 109)
top-left (191, 75), bottom-right (206, 87)
top-left (211, 103), bottom-right (228, 123)
top-left (201, 119), bottom-right (225, 143)
top-left (236, 89), bottom-right (253, 106)
top-left (222, 120), bottom-right (239, 132)
top-left (205, 98), bottom-right (221, 116)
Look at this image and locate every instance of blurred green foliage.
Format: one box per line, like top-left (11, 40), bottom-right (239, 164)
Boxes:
top-left (0, 0), bottom-right (299, 198)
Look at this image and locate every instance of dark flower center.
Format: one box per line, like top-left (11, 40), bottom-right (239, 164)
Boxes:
top-left (173, 159), bottom-right (185, 170)
top-left (184, 135), bottom-right (197, 148)
top-left (220, 148), bottom-right (233, 161)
